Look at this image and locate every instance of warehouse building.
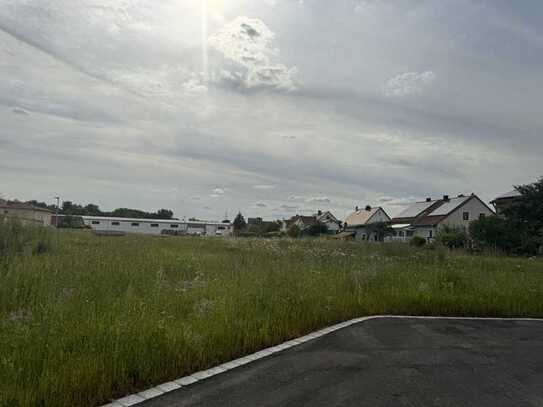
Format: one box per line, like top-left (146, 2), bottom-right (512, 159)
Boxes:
top-left (81, 216), bottom-right (232, 237)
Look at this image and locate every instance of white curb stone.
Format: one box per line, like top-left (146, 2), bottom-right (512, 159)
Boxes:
top-left (174, 376), bottom-right (199, 386)
top-left (137, 388), bottom-right (164, 400)
top-left (117, 395), bottom-right (146, 406)
top-left (156, 382), bottom-right (181, 393)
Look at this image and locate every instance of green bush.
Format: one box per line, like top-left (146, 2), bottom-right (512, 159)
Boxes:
top-left (410, 236), bottom-right (427, 247)
top-left (304, 222), bottom-right (329, 236)
top-left (435, 225), bottom-right (467, 249)
top-left (287, 224), bottom-right (301, 238)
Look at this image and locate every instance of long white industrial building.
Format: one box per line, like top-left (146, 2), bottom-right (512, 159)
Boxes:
top-left (81, 216), bottom-right (232, 237)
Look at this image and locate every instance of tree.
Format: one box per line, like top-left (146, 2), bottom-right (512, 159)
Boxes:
top-left (156, 209), bottom-right (174, 220)
top-left (469, 216), bottom-right (520, 253)
top-left (502, 177), bottom-right (543, 255)
top-left (233, 212), bottom-right (247, 236)
top-left (304, 222), bottom-right (329, 236)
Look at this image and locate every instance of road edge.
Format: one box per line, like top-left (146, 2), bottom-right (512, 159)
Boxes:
top-left (102, 315), bottom-right (543, 406)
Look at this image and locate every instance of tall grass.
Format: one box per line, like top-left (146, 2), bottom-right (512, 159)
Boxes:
top-left (1, 230), bottom-right (542, 406)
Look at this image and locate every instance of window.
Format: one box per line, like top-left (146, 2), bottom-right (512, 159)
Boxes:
top-left (131, 222), bottom-right (140, 227)
top-left (150, 224), bottom-right (159, 228)
top-left (399, 231), bottom-right (404, 237)
top-left (406, 231), bottom-right (414, 237)
top-left (429, 230), bottom-right (433, 238)
top-left (479, 213), bottom-right (486, 220)
top-left (92, 221), bottom-right (100, 225)
top-left (218, 226), bottom-right (226, 230)
top-left (170, 224), bottom-right (179, 228)
top-left (111, 222), bottom-right (120, 226)
top-left (463, 212), bottom-right (469, 221)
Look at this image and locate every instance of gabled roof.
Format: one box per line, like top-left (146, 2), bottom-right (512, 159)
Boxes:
top-left (344, 207), bottom-right (388, 227)
top-left (491, 190), bottom-right (522, 203)
top-left (316, 211), bottom-right (340, 224)
top-left (0, 200), bottom-right (54, 213)
top-left (287, 215), bottom-right (317, 227)
top-left (393, 194), bottom-right (494, 227)
top-left (393, 200), bottom-right (437, 220)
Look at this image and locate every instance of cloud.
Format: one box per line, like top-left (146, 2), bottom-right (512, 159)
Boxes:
top-left (12, 107), bottom-right (30, 115)
top-left (288, 195), bottom-right (304, 201)
top-left (208, 16), bottom-right (299, 91)
top-left (306, 196), bottom-right (331, 203)
top-left (191, 196), bottom-right (201, 200)
top-left (384, 71), bottom-right (435, 97)
top-left (210, 194), bottom-right (220, 198)
top-left (354, 0), bottom-right (380, 15)
top-left (377, 196), bottom-right (418, 206)
top-left (254, 201), bottom-right (268, 208)
top-left (279, 204), bottom-right (298, 212)
top-left (252, 184), bottom-right (276, 190)
top-left (212, 188), bottom-right (225, 194)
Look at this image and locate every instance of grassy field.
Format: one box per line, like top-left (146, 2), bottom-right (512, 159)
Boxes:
top-left (1, 227), bottom-right (543, 406)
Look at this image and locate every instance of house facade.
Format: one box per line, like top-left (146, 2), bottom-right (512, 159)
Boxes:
top-left (389, 194), bottom-right (495, 242)
top-left (344, 206), bottom-right (391, 241)
top-left (490, 190), bottom-right (523, 217)
top-left (0, 200), bottom-right (54, 226)
top-left (315, 210), bottom-right (342, 233)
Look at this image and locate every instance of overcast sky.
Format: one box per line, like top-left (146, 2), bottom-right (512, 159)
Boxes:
top-left (1, 0), bottom-right (542, 220)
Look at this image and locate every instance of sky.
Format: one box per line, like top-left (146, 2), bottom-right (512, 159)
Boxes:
top-left (1, 0), bottom-right (542, 221)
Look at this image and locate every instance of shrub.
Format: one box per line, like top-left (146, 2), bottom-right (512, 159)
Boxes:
top-left (410, 236), bottom-right (427, 247)
top-left (287, 224), bottom-right (301, 238)
top-left (469, 216), bottom-right (520, 254)
top-left (436, 225), bottom-right (467, 249)
top-left (304, 222), bottom-right (329, 236)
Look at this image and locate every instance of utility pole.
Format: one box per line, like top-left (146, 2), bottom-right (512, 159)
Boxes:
top-left (54, 197), bottom-right (60, 228)
top-left (54, 197), bottom-right (60, 247)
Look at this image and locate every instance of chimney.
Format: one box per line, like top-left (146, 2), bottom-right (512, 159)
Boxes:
top-left (443, 195), bottom-right (450, 201)
top-left (365, 205), bottom-right (372, 211)
top-left (426, 197), bottom-right (432, 202)
top-left (317, 210), bottom-right (322, 216)
top-left (355, 206), bottom-right (359, 211)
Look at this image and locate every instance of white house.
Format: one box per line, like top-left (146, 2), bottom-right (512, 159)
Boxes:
top-left (344, 206), bottom-right (391, 241)
top-left (0, 200), bottom-right (54, 226)
top-left (315, 210), bottom-right (342, 233)
top-left (81, 216), bottom-right (232, 237)
top-left (389, 194), bottom-right (495, 242)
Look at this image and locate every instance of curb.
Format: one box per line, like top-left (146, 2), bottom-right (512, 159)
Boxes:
top-left (102, 315), bottom-right (543, 406)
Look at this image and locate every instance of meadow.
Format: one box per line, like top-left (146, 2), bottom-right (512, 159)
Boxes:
top-left (1, 225), bottom-right (543, 406)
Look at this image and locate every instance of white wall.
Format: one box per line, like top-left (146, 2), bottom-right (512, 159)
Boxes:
top-left (440, 197), bottom-right (494, 232)
top-left (83, 217), bottom-right (232, 237)
top-left (368, 209), bottom-right (391, 224)
top-left (1, 208), bottom-right (52, 226)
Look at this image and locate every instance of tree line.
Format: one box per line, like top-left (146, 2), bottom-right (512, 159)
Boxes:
top-left (27, 200), bottom-right (175, 220)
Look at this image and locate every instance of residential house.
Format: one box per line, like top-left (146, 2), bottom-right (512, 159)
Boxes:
top-left (281, 215), bottom-right (317, 233)
top-left (490, 190), bottom-right (523, 217)
top-left (389, 194), bottom-right (495, 242)
top-left (343, 205), bottom-right (391, 241)
top-left (315, 210), bottom-right (342, 233)
top-left (0, 199), bottom-right (54, 226)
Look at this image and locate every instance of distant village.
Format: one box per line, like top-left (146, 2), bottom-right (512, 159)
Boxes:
top-left (0, 187), bottom-right (520, 244)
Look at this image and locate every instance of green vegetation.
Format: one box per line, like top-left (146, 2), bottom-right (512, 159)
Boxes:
top-left (1, 228), bottom-right (543, 406)
top-left (470, 177), bottom-right (543, 255)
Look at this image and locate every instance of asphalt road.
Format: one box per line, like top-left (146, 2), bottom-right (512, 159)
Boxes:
top-left (142, 318), bottom-right (543, 407)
